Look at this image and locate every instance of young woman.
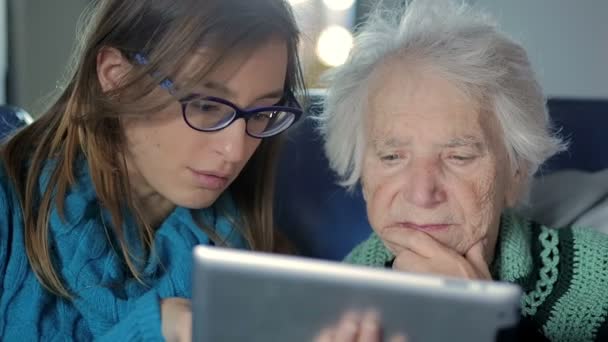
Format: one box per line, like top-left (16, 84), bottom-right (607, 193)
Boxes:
top-left (0, 0), bottom-right (305, 340)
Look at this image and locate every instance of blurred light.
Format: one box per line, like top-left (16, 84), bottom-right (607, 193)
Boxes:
top-left (322, 0), bottom-right (355, 11)
top-left (316, 25), bottom-right (353, 67)
top-left (288, 0), bottom-right (310, 5)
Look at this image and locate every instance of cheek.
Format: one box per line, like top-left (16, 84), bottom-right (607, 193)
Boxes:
top-left (455, 167), bottom-right (501, 236)
top-left (124, 122), bottom-right (155, 160)
top-left (362, 166), bottom-right (383, 230)
top-left (246, 139), bottom-right (262, 158)
top-left (238, 138), bottom-right (262, 168)
top-left (362, 169), bottom-right (402, 230)
top-left (362, 155), bottom-right (395, 200)
top-left (124, 108), bottom-right (189, 162)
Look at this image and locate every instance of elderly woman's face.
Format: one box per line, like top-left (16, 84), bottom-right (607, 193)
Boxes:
top-left (361, 61), bottom-right (521, 258)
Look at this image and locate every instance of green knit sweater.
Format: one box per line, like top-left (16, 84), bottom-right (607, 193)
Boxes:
top-left (345, 212), bottom-right (608, 342)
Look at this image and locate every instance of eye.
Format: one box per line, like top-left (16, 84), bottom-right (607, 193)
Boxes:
top-left (379, 153), bottom-right (403, 166)
top-left (199, 103), bottom-right (221, 113)
top-left (447, 154), bottom-right (476, 165)
top-left (450, 155), bottom-right (472, 161)
top-left (381, 154), bottom-right (400, 161)
top-left (252, 111), bottom-right (275, 121)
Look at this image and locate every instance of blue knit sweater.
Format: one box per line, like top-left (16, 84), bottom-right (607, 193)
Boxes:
top-left (0, 162), bottom-right (247, 341)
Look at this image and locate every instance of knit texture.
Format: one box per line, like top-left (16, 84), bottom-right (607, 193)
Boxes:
top-left (345, 212), bottom-right (608, 342)
top-left (0, 162), bottom-right (248, 341)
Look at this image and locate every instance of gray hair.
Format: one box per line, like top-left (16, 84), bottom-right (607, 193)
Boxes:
top-left (317, 0), bottom-right (567, 198)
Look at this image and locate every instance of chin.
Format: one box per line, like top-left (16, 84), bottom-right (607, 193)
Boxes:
top-left (175, 194), bottom-right (220, 210)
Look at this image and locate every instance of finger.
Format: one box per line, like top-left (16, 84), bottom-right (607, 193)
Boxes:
top-left (382, 228), bottom-right (452, 259)
top-left (333, 312), bottom-right (360, 342)
top-left (464, 238), bottom-right (492, 279)
top-left (313, 328), bottom-right (335, 342)
top-left (394, 247), bottom-right (481, 279)
top-left (357, 311), bottom-right (381, 342)
top-left (389, 334), bottom-right (409, 342)
top-left (393, 248), bottom-right (458, 277)
top-left (392, 249), bottom-right (429, 274)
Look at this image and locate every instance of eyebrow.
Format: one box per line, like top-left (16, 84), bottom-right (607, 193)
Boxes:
top-left (372, 136), bottom-right (486, 150)
top-left (440, 136), bottom-right (486, 150)
top-left (203, 81), bottom-right (285, 101)
top-left (372, 137), bottom-right (411, 149)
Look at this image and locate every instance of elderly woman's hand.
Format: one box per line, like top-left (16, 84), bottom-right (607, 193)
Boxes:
top-left (383, 229), bottom-right (492, 280)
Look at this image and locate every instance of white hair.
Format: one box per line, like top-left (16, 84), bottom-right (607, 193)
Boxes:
top-left (316, 0), bottom-right (567, 199)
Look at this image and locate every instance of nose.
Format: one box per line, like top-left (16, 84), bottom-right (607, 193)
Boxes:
top-left (403, 159), bottom-right (447, 208)
top-left (213, 119), bottom-right (251, 163)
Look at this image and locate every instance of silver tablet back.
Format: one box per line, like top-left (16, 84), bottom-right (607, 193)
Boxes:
top-left (192, 246), bottom-right (521, 342)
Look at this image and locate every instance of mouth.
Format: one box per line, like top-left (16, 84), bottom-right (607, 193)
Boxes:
top-left (188, 168), bottom-right (231, 190)
top-left (394, 222), bottom-right (453, 232)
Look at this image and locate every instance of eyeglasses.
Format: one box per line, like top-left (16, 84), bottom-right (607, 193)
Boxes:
top-left (175, 93), bottom-right (302, 138)
top-left (133, 53), bottom-right (303, 138)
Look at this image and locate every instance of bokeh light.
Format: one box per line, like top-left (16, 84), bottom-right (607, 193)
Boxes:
top-left (316, 25), bottom-right (354, 67)
top-left (322, 0), bottom-right (356, 11)
top-left (288, 0), bottom-right (311, 5)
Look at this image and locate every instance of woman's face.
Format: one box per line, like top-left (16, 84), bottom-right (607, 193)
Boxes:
top-left (361, 60), bottom-right (522, 260)
top-left (120, 37), bottom-right (288, 209)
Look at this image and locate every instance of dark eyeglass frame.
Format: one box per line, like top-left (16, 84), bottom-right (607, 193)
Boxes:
top-left (132, 53), bottom-right (303, 139)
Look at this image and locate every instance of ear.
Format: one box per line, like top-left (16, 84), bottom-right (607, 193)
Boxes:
top-left (96, 47), bottom-right (132, 92)
top-left (505, 164), bottom-right (526, 208)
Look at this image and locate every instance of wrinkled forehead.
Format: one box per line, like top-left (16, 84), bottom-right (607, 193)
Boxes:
top-left (366, 58), bottom-right (477, 111)
top-left (366, 54), bottom-right (487, 109)
top-left (363, 59), bottom-right (503, 148)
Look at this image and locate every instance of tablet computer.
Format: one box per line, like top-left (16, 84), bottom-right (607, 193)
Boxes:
top-left (192, 245), bottom-right (522, 342)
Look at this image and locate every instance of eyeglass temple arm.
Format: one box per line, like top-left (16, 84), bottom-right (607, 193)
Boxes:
top-left (132, 53), bottom-right (176, 93)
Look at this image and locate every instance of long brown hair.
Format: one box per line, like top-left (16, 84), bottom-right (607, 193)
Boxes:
top-left (1, 0), bottom-right (305, 298)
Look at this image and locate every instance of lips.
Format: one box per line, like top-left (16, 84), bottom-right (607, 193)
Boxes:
top-left (394, 222), bottom-right (453, 232)
top-left (189, 168), bottom-right (231, 190)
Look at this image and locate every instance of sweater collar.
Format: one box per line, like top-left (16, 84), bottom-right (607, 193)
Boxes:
top-left (490, 211), bottom-right (534, 282)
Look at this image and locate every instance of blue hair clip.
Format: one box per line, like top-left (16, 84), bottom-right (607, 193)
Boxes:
top-left (133, 53), bottom-right (149, 66)
top-left (133, 52), bottom-right (175, 92)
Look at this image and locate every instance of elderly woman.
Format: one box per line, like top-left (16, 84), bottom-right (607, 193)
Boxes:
top-left (318, 0), bottom-right (608, 341)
